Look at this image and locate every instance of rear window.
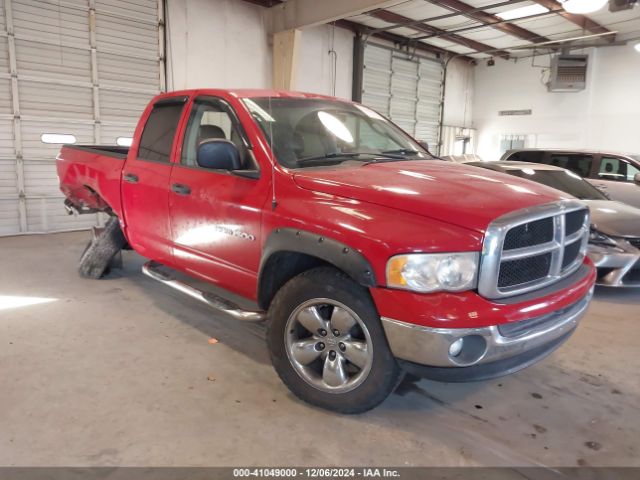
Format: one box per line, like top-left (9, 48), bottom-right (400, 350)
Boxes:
top-left (506, 151), bottom-right (545, 163)
top-left (137, 102), bottom-right (186, 162)
top-left (507, 169), bottom-right (606, 200)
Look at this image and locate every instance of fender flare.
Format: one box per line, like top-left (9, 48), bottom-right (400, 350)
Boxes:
top-left (260, 228), bottom-right (377, 287)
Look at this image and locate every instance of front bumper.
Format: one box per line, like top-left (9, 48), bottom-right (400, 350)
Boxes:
top-left (589, 242), bottom-right (640, 287)
top-left (381, 287), bottom-right (593, 374)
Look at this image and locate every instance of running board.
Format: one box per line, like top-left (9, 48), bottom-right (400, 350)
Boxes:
top-left (142, 261), bottom-right (266, 322)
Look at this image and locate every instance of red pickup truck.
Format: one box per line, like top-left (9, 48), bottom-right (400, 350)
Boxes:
top-left (57, 89), bottom-right (596, 413)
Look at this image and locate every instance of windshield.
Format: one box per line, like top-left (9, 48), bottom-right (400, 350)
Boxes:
top-left (242, 97), bottom-right (431, 169)
top-left (507, 168), bottom-right (607, 200)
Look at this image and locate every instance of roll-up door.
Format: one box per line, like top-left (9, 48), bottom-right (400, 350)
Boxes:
top-left (361, 42), bottom-right (443, 153)
top-left (0, 0), bottom-right (163, 235)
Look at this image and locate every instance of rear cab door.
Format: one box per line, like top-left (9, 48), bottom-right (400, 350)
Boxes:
top-left (590, 155), bottom-right (640, 209)
top-left (167, 93), bottom-right (271, 300)
top-left (121, 94), bottom-right (189, 265)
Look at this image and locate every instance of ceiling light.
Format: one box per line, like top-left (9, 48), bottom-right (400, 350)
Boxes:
top-left (635, 42), bottom-right (640, 53)
top-left (561, 0), bottom-right (608, 14)
top-left (496, 4), bottom-right (549, 20)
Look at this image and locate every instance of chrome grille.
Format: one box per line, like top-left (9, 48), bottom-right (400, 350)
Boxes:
top-left (498, 252), bottom-right (552, 288)
top-left (479, 200), bottom-right (590, 299)
top-left (503, 217), bottom-right (554, 250)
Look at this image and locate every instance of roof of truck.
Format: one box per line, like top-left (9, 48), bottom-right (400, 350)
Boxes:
top-left (158, 89), bottom-right (345, 101)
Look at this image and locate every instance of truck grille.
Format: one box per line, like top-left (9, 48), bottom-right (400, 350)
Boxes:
top-left (498, 252), bottom-right (553, 288)
top-left (503, 217), bottom-right (554, 250)
top-left (478, 201), bottom-right (589, 299)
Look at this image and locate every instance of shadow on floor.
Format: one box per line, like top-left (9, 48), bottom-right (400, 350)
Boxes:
top-left (121, 252), bottom-right (271, 366)
top-left (593, 285), bottom-right (640, 305)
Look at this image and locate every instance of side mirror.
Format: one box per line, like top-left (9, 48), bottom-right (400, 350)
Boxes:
top-left (635, 173), bottom-right (640, 184)
top-left (197, 139), bottom-right (241, 170)
top-left (418, 141), bottom-right (429, 152)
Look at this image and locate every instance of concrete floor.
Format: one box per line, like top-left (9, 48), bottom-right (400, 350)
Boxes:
top-left (1, 231), bottom-right (639, 467)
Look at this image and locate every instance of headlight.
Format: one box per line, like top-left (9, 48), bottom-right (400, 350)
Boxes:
top-left (589, 228), bottom-right (617, 247)
top-left (386, 252), bottom-right (479, 293)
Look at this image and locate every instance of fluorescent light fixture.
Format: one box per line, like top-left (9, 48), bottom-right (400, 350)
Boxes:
top-left (41, 133), bottom-right (76, 144)
top-left (496, 4), bottom-right (549, 20)
top-left (116, 136), bottom-right (133, 147)
top-left (561, 0), bottom-right (608, 14)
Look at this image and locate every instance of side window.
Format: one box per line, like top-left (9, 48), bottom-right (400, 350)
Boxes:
top-left (181, 98), bottom-right (250, 168)
top-left (510, 151), bottom-right (545, 163)
top-left (137, 102), bottom-right (185, 162)
top-left (599, 156), bottom-right (639, 182)
top-left (549, 154), bottom-right (592, 178)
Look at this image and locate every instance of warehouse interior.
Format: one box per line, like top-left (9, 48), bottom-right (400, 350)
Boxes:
top-left (1, 0), bottom-right (640, 470)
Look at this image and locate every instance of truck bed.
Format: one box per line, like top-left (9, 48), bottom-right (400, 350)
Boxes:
top-left (66, 145), bottom-right (130, 158)
top-left (57, 144), bottom-right (129, 217)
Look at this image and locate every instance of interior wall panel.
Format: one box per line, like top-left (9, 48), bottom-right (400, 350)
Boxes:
top-left (0, 0), bottom-right (162, 235)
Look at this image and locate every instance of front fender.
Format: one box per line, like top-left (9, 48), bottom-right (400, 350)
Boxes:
top-left (261, 228), bottom-right (377, 286)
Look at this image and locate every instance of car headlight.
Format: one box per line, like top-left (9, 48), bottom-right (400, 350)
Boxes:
top-left (589, 228), bottom-right (617, 247)
top-left (386, 252), bottom-right (479, 293)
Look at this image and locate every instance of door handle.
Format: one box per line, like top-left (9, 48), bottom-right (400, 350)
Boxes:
top-left (171, 183), bottom-right (191, 195)
top-left (123, 173), bottom-right (139, 184)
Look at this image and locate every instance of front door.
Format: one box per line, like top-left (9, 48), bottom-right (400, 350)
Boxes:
top-left (121, 97), bottom-right (188, 265)
top-left (589, 156), bottom-right (640, 209)
top-left (168, 96), bottom-right (268, 299)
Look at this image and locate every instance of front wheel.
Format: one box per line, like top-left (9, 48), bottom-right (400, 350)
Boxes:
top-left (267, 267), bottom-right (402, 413)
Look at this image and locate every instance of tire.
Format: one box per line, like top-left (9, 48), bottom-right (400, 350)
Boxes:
top-left (78, 216), bottom-right (126, 279)
top-left (267, 266), bottom-right (402, 413)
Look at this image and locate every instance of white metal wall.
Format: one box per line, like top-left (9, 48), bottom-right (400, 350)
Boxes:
top-left (362, 43), bottom-right (443, 151)
top-left (0, 0), bottom-right (163, 236)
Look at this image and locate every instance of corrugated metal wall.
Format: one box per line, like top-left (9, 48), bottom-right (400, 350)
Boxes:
top-left (0, 0), bottom-right (163, 236)
top-left (361, 43), bottom-right (443, 152)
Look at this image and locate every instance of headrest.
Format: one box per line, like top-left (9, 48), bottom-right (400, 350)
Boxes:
top-left (199, 125), bottom-right (226, 141)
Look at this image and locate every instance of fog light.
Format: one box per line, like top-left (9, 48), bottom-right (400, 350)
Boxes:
top-left (449, 338), bottom-right (464, 357)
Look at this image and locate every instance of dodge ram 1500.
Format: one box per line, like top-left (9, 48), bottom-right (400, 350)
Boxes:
top-left (57, 89), bottom-right (596, 413)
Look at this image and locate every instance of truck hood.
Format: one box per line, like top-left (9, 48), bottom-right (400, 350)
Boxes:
top-left (292, 160), bottom-right (563, 233)
top-left (585, 200), bottom-right (640, 237)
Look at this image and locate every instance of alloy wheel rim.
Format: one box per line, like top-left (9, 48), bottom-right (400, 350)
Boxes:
top-left (284, 298), bottom-right (373, 394)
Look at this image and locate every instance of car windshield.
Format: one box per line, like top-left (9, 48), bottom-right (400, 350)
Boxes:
top-left (242, 97), bottom-right (431, 169)
top-left (507, 168), bottom-right (607, 200)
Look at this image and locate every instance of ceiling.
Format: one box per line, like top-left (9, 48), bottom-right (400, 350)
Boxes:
top-left (247, 0), bottom-right (640, 60)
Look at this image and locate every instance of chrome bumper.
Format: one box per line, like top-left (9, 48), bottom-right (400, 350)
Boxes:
top-left (381, 288), bottom-right (593, 368)
top-left (589, 242), bottom-right (640, 287)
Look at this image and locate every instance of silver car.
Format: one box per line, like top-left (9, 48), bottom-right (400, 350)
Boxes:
top-left (468, 161), bottom-right (640, 287)
top-left (501, 149), bottom-right (640, 209)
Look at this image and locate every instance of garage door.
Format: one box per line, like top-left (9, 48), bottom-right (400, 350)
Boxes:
top-left (0, 0), bottom-right (164, 236)
top-left (361, 43), bottom-right (443, 153)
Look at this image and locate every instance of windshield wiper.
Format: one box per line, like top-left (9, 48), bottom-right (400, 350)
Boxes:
top-left (382, 148), bottom-right (421, 156)
top-left (297, 152), bottom-right (404, 165)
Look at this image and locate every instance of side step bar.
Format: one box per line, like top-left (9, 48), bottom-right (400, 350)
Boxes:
top-left (142, 261), bottom-right (266, 322)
